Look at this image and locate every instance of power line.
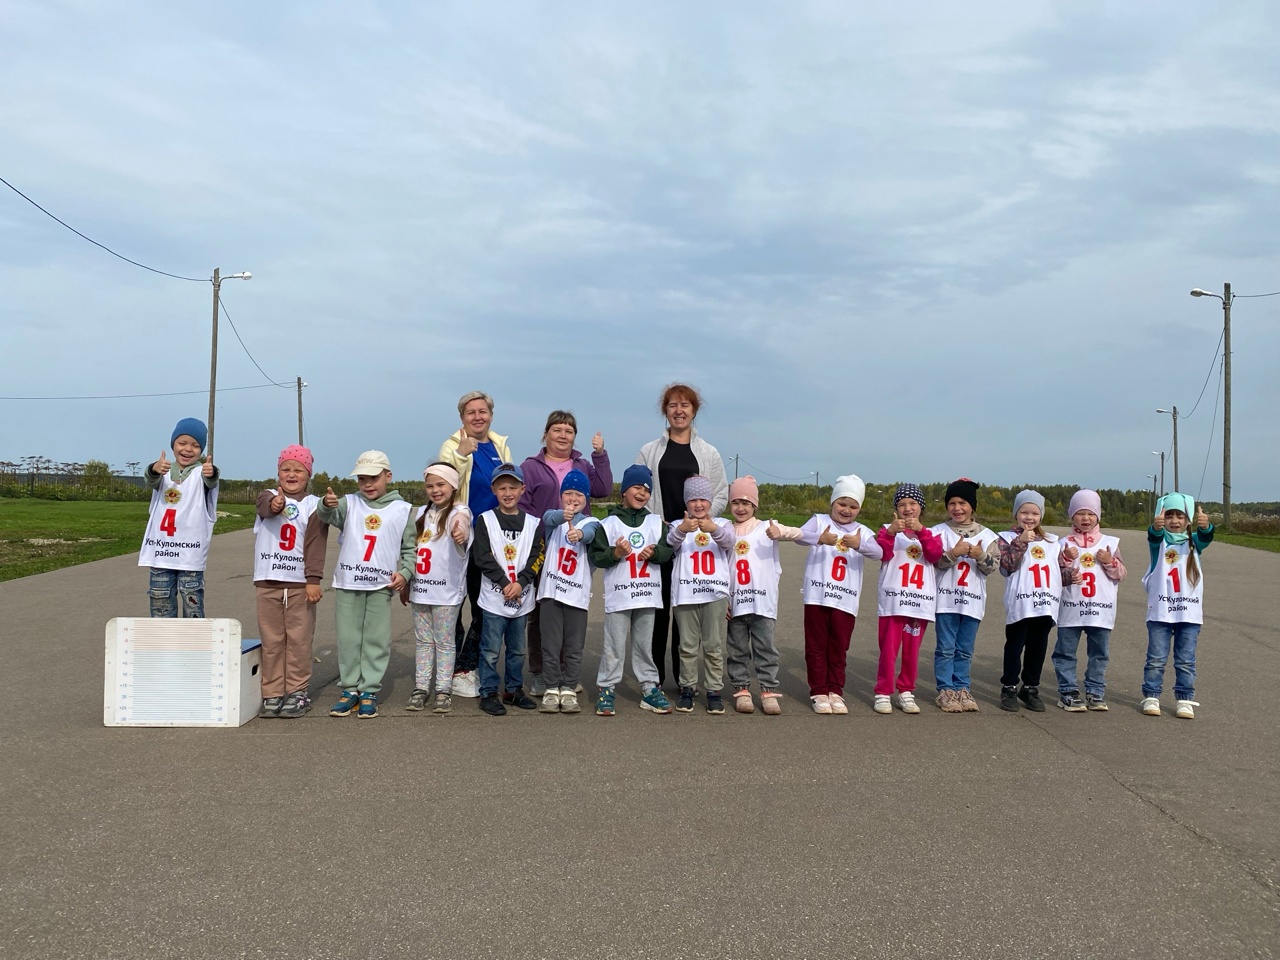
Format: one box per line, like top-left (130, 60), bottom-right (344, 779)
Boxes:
top-left (0, 383), bottom-right (288, 401)
top-left (0, 174), bottom-right (207, 282)
top-left (737, 457), bottom-right (820, 483)
top-left (218, 295), bottom-right (288, 388)
top-left (1234, 291), bottom-right (1280, 298)
top-left (1178, 327), bottom-right (1224, 422)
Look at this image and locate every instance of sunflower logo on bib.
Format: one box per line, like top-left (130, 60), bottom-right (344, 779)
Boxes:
top-left (906, 543), bottom-right (922, 561)
top-left (504, 543), bottom-right (518, 562)
top-left (164, 488), bottom-right (182, 505)
top-left (1079, 552), bottom-right (1096, 569)
top-left (364, 514), bottom-right (382, 532)
top-left (693, 531), bottom-right (711, 547)
top-left (1030, 544), bottom-right (1046, 561)
top-left (1165, 548), bottom-right (1179, 565)
top-left (735, 540), bottom-right (750, 556)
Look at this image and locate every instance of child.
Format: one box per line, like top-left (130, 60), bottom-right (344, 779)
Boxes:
top-left (997, 490), bottom-right (1064, 712)
top-left (1140, 493), bottom-right (1213, 719)
top-left (930, 478), bottom-right (999, 712)
top-left (667, 475), bottom-right (736, 714)
top-left (1052, 489), bottom-right (1126, 712)
top-left (795, 475), bottom-right (882, 715)
top-left (138, 417), bottom-right (219, 618)
top-left (873, 483), bottom-right (944, 715)
top-left (725, 476), bottom-right (793, 715)
top-left (317, 451), bottom-right (415, 719)
top-left (586, 464), bottom-right (676, 716)
top-left (473, 462), bottom-right (546, 716)
top-left (253, 445), bottom-right (329, 719)
top-left (536, 469), bottom-right (602, 714)
top-left (402, 462), bottom-right (473, 715)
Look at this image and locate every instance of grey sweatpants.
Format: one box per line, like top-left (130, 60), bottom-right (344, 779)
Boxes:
top-left (539, 598), bottom-right (588, 691)
top-left (675, 597), bottom-right (729, 691)
top-left (598, 608), bottom-right (660, 689)
top-left (726, 613), bottom-right (781, 691)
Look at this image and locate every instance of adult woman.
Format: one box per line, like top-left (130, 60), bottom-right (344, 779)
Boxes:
top-left (518, 410), bottom-right (614, 695)
top-left (636, 382), bottom-right (728, 688)
top-left (438, 391), bottom-right (512, 693)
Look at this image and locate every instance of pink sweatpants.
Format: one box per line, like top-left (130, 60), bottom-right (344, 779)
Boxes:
top-left (875, 615), bottom-right (928, 696)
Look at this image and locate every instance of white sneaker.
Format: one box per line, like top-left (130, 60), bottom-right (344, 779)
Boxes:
top-left (1174, 699), bottom-right (1199, 719)
top-left (873, 694), bottom-right (892, 715)
top-left (1141, 696), bottom-right (1161, 716)
top-left (897, 691), bottom-right (920, 714)
top-left (828, 693), bottom-right (848, 715)
top-left (811, 694), bottom-right (832, 715)
top-left (538, 689), bottom-right (561, 713)
top-left (529, 673), bottom-right (547, 697)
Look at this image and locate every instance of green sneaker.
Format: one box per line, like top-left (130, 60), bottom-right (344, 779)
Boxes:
top-left (329, 690), bottom-right (360, 717)
top-left (595, 687), bottom-right (616, 716)
top-left (640, 687), bottom-right (672, 714)
top-left (357, 692), bottom-right (379, 719)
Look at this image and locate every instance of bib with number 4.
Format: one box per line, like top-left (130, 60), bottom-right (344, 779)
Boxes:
top-left (138, 470), bottom-right (218, 572)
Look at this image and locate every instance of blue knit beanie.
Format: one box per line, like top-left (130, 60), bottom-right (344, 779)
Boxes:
top-left (171, 417), bottom-right (208, 451)
top-left (621, 464), bottom-right (652, 492)
top-left (560, 469), bottom-right (590, 497)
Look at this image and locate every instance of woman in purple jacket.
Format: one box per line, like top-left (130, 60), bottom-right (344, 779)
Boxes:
top-left (518, 410), bottom-right (613, 695)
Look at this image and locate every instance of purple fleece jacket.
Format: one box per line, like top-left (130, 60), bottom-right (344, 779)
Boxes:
top-left (517, 447), bottom-right (613, 518)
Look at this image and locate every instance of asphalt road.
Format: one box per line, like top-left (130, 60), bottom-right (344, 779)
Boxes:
top-left (2, 526), bottom-right (1277, 960)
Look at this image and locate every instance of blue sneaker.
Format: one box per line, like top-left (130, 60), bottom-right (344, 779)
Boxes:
top-left (329, 690), bottom-right (360, 717)
top-left (706, 691), bottom-right (725, 715)
top-left (640, 687), bottom-right (672, 714)
top-left (676, 686), bottom-right (696, 713)
top-left (595, 687), bottom-right (616, 716)
top-left (357, 692), bottom-right (379, 719)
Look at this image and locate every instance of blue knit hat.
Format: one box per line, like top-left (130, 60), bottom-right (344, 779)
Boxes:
top-left (171, 417), bottom-right (208, 452)
top-left (560, 469), bottom-right (590, 497)
top-left (621, 464), bottom-right (652, 492)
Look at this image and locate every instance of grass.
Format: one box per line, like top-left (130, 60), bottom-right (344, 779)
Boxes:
top-left (1212, 530), bottom-right (1280, 553)
top-left (0, 499), bottom-right (257, 582)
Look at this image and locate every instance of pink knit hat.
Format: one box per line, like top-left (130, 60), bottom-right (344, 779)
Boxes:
top-left (278, 444), bottom-right (314, 473)
top-left (729, 475), bottom-right (759, 507)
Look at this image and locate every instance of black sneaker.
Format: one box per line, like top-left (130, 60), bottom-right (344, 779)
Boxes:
top-left (480, 694), bottom-right (507, 716)
top-left (259, 696), bottom-right (284, 718)
top-left (502, 688), bottom-right (538, 710)
top-left (1057, 690), bottom-right (1087, 712)
top-left (706, 692), bottom-right (725, 715)
top-left (1018, 685), bottom-right (1046, 712)
top-left (999, 685), bottom-right (1020, 712)
top-left (676, 686), bottom-right (696, 713)
top-left (277, 691), bottom-right (311, 718)
top-left (405, 688), bottom-right (429, 712)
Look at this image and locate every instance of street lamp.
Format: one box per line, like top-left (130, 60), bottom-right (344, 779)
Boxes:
top-left (1147, 474), bottom-right (1158, 519)
top-left (207, 268), bottom-right (252, 461)
top-left (1155, 407), bottom-right (1179, 492)
top-left (1190, 284), bottom-right (1232, 528)
top-left (1151, 450), bottom-right (1165, 496)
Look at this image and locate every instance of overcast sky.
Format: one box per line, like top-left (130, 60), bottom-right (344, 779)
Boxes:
top-left (2, 1), bottom-right (1277, 503)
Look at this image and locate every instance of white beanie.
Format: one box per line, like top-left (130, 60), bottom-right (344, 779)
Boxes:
top-left (831, 474), bottom-right (866, 506)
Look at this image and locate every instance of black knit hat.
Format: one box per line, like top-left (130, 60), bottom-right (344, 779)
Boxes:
top-left (944, 477), bottom-right (979, 510)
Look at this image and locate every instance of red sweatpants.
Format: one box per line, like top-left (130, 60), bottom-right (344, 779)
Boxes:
top-left (875, 615), bottom-right (928, 696)
top-left (803, 604), bottom-right (857, 697)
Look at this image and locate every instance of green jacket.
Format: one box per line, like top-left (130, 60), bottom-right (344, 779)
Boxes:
top-left (587, 504), bottom-right (675, 569)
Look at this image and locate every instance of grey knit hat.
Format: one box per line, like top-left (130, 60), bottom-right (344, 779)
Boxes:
top-left (1012, 489), bottom-right (1046, 517)
top-left (683, 475), bottom-right (714, 505)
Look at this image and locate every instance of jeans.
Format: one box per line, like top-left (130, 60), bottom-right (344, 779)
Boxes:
top-left (479, 612), bottom-right (528, 697)
top-left (1142, 620), bottom-right (1200, 701)
top-left (933, 613), bottom-right (979, 692)
top-left (1052, 625), bottom-right (1111, 697)
top-left (148, 567), bottom-right (204, 618)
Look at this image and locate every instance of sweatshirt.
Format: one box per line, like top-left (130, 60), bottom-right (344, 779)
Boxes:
top-left (316, 489), bottom-right (417, 582)
top-left (587, 503), bottom-right (676, 569)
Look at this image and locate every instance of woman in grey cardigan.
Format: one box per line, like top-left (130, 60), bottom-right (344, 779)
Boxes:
top-left (636, 382), bottom-right (729, 688)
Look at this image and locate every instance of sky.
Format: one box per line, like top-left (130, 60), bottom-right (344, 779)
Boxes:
top-left (2, 0), bottom-right (1278, 503)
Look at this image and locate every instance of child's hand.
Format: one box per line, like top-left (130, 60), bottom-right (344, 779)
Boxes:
top-left (324, 486), bottom-right (338, 508)
top-left (1096, 545), bottom-right (1113, 565)
top-left (566, 512), bottom-right (583, 543)
top-left (951, 536), bottom-right (970, 559)
top-left (638, 544), bottom-right (655, 561)
top-left (398, 585), bottom-right (410, 606)
top-left (886, 517), bottom-right (906, 535)
top-left (1070, 569), bottom-right (1084, 585)
top-left (451, 517), bottom-right (469, 545)
top-left (766, 519), bottom-right (782, 540)
top-left (1196, 506), bottom-right (1210, 529)
top-left (501, 581), bottom-right (522, 601)
top-left (839, 530), bottom-right (862, 551)
top-left (389, 573), bottom-right (406, 592)
top-left (818, 525), bottom-right (839, 546)
top-left (305, 584), bottom-right (324, 604)
top-left (678, 512), bottom-right (698, 533)
top-left (154, 450), bottom-right (171, 474)
top-left (271, 489), bottom-right (287, 513)
top-left (697, 517), bottom-right (717, 533)
top-left (613, 536), bottom-right (633, 559)
top-left (904, 517), bottom-right (922, 533)
top-left (1018, 527), bottom-right (1037, 544)
top-left (592, 432), bottom-right (604, 453)
top-left (201, 456), bottom-right (214, 478)
top-left (456, 432), bottom-right (478, 457)
top-left (1152, 513), bottom-right (1165, 532)
top-left (1062, 544), bottom-right (1079, 561)
top-left (969, 541), bottom-right (985, 559)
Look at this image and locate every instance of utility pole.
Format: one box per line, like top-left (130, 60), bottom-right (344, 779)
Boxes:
top-left (1222, 281), bottom-right (1232, 528)
top-left (732, 454), bottom-right (739, 480)
top-left (207, 268), bottom-right (221, 460)
top-left (1148, 475), bottom-right (1158, 519)
top-left (1172, 405), bottom-right (1179, 491)
top-left (1152, 451), bottom-right (1165, 496)
top-left (296, 376), bottom-right (305, 445)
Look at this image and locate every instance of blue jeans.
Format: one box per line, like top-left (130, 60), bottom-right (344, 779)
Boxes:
top-left (1052, 625), bottom-right (1111, 697)
top-left (479, 612), bottom-right (528, 697)
top-left (933, 613), bottom-right (979, 691)
top-left (148, 567), bottom-right (205, 618)
top-left (1143, 621), bottom-right (1200, 700)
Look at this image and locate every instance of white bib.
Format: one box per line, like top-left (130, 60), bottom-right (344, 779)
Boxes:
top-left (538, 518), bottom-right (601, 610)
top-left (1058, 534), bottom-right (1121, 629)
top-left (1142, 539), bottom-right (1206, 625)
top-left (800, 514), bottom-right (875, 616)
top-left (252, 492), bottom-right (319, 583)
top-left (408, 505), bottom-right (473, 606)
top-left (331, 495), bottom-right (413, 590)
top-left (931, 523), bottom-right (998, 620)
top-left (138, 470), bottom-right (218, 572)
top-left (477, 512), bottom-right (539, 618)
top-left (670, 518), bottom-right (732, 606)
top-left (599, 514), bottom-right (665, 613)
top-left (728, 523), bottom-right (781, 618)
top-left (876, 529), bottom-right (938, 620)
top-left (999, 532), bottom-right (1063, 623)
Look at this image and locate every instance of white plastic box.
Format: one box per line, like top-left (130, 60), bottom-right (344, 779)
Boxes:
top-left (104, 617), bottom-right (262, 727)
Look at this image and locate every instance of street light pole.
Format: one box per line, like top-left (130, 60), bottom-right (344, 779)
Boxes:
top-left (296, 376), bottom-right (305, 446)
top-left (1152, 451), bottom-right (1165, 496)
top-left (1148, 474), bottom-right (1158, 519)
top-left (1222, 281), bottom-right (1232, 528)
top-left (206, 268), bottom-right (252, 461)
top-left (1156, 406), bottom-right (1179, 491)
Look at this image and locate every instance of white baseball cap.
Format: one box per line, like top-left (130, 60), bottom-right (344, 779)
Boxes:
top-left (350, 450), bottom-right (392, 477)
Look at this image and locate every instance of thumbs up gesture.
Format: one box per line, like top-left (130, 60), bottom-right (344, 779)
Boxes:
top-left (1062, 544), bottom-right (1079, 561)
top-left (766, 519), bottom-right (782, 540)
top-left (1096, 545), bottom-right (1113, 565)
top-left (951, 536), bottom-right (969, 559)
top-left (591, 431), bottom-right (604, 453)
top-left (565, 509), bottom-right (583, 543)
top-left (968, 540), bottom-right (985, 559)
top-left (456, 431), bottom-right (478, 457)
top-left (818, 525), bottom-right (838, 546)
top-left (451, 515), bottom-right (469, 545)
top-left (324, 486), bottom-right (338, 508)
top-left (201, 455), bottom-right (214, 478)
top-left (678, 511), bottom-right (698, 533)
top-left (154, 450), bottom-right (171, 475)
top-left (887, 516), bottom-right (906, 535)
top-left (839, 529), bottom-right (862, 551)
top-left (613, 535), bottom-right (633, 559)
top-left (271, 489), bottom-right (287, 513)
top-left (1152, 512), bottom-right (1165, 531)
top-left (1196, 505), bottom-right (1210, 529)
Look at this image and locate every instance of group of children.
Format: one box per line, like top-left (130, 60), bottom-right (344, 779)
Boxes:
top-left (138, 417), bottom-right (1217, 723)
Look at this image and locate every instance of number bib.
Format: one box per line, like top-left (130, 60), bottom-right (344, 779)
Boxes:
top-left (728, 523), bottom-right (781, 619)
top-left (931, 524), bottom-right (997, 620)
top-left (1142, 539), bottom-right (1205, 625)
top-left (801, 515), bottom-right (874, 616)
top-left (600, 514), bottom-right (664, 613)
top-left (1058, 534), bottom-right (1120, 629)
top-left (538, 518), bottom-right (601, 610)
top-left (477, 512), bottom-right (540, 618)
top-left (999, 532), bottom-right (1063, 623)
top-left (332, 495), bottom-right (412, 591)
top-left (138, 470), bottom-right (219, 572)
top-left (671, 519), bottom-right (732, 606)
top-left (408, 505), bottom-right (473, 606)
top-left (252, 492), bottom-right (319, 583)
top-left (876, 529), bottom-right (938, 620)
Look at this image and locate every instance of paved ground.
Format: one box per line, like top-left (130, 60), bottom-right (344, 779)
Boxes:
top-left (2, 526), bottom-right (1277, 959)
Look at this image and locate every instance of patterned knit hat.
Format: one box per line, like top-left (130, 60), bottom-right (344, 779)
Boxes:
top-left (894, 482), bottom-right (925, 509)
top-left (683, 475), bottom-right (714, 505)
top-left (560, 469), bottom-right (590, 497)
top-left (278, 444), bottom-right (313, 473)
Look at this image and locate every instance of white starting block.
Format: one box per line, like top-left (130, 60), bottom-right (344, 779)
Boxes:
top-left (104, 617), bottom-right (262, 727)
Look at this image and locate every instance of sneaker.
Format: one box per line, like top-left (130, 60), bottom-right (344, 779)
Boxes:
top-left (676, 687), bottom-right (696, 713)
top-left (640, 687), bottom-right (673, 714)
top-left (935, 689), bottom-right (963, 713)
top-left (431, 692), bottom-right (452, 714)
top-left (559, 690), bottom-right (581, 713)
top-left (539, 689), bottom-right (562, 713)
top-left (502, 688), bottom-right (538, 710)
top-left (706, 692), bottom-right (725, 715)
top-left (1085, 693), bottom-right (1109, 712)
top-left (357, 692), bottom-right (378, 719)
top-left (1174, 699), bottom-right (1199, 720)
top-left (480, 693), bottom-right (507, 716)
top-left (897, 691), bottom-right (920, 714)
top-left (999, 685), bottom-right (1020, 712)
top-left (1018, 685), bottom-right (1045, 712)
top-left (405, 688), bottom-right (429, 712)
top-left (595, 687), bottom-right (616, 716)
top-left (761, 691), bottom-right (782, 715)
top-left (1057, 691), bottom-right (1087, 713)
top-left (957, 688), bottom-right (980, 712)
top-left (278, 691), bottom-right (311, 719)
top-left (259, 696), bottom-right (284, 719)
top-left (828, 693), bottom-right (849, 715)
top-left (873, 694), bottom-right (892, 715)
top-left (529, 672), bottom-right (547, 697)
top-left (1141, 696), bottom-right (1161, 717)
top-left (734, 689), bottom-right (755, 713)
top-left (329, 689), bottom-right (360, 717)
top-left (811, 694), bottom-right (832, 715)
